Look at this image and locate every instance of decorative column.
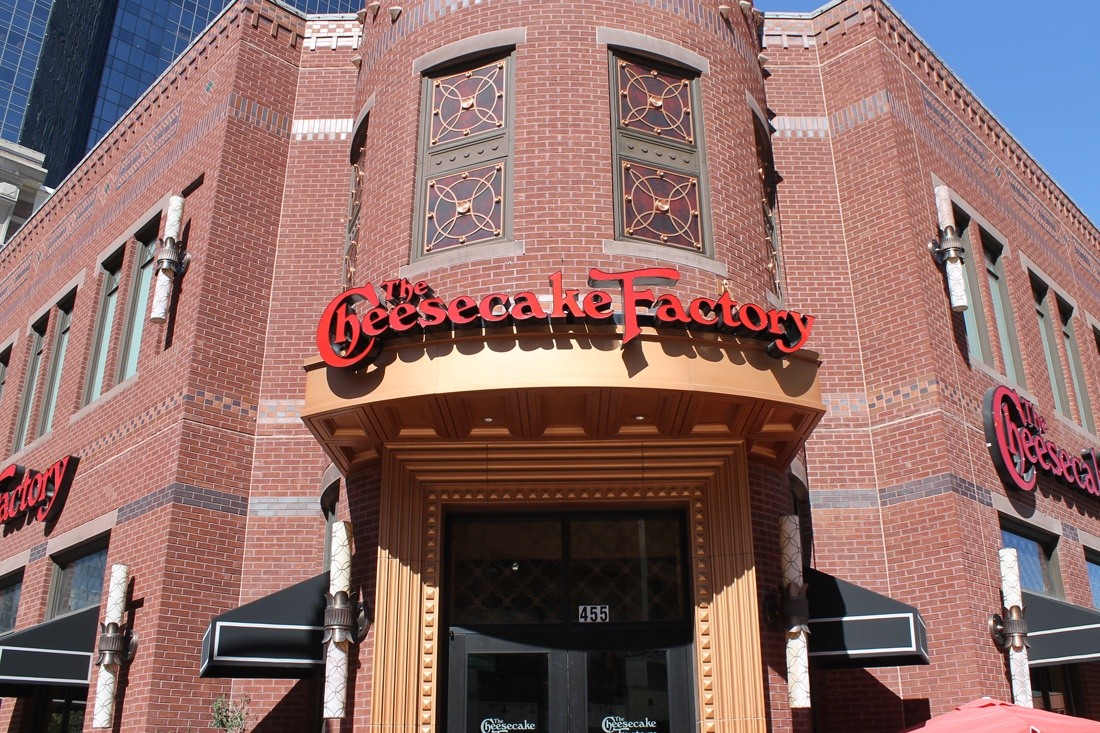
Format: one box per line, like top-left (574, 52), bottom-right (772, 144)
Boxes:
top-left (996, 547), bottom-right (1032, 707)
top-left (92, 563), bottom-right (131, 728)
top-left (323, 521), bottom-right (355, 723)
top-left (779, 515), bottom-right (811, 708)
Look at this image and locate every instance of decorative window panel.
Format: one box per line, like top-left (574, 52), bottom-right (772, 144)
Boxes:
top-left (617, 59), bottom-right (694, 143)
top-left (427, 163), bottom-right (505, 251)
top-left (611, 52), bottom-right (708, 253)
top-left (415, 54), bottom-right (514, 258)
top-left (429, 60), bottom-right (506, 145)
top-left (621, 162), bottom-right (700, 249)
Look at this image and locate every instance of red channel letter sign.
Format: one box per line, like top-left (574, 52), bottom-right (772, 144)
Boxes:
top-left (317, 267), bottom-right (816, 370)
top-left (0, 455), bottom-right (79, 528)
top-left (984, 385), bottom-right (1100, 496)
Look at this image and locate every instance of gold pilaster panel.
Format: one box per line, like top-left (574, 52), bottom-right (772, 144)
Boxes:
top-left (368, 440), bottom-right (766, 733)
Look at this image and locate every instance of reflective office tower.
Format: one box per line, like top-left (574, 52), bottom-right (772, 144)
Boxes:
top-left (2, 0), bottom-right (358, 188)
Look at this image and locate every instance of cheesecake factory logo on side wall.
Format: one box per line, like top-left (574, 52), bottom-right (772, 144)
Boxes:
top-left (984, 385), bottom-right (1100, 496)
top-left (0, 455), bottom-right (79, 530)
top-left (317, 267), bottom-right (816, 370)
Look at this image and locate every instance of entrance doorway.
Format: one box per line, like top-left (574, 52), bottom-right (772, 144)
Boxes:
top-left (445, 512), bottom-right (695, 733)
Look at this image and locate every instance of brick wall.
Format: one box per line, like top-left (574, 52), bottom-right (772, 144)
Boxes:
top-left (767, 0), bottom-right (1100, 728)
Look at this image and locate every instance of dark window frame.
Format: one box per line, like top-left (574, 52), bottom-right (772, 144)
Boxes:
top-left (47, 536), bottom-right (109, 620)
top-left (0, 569), bottom-right (23, 636)
top-left (36, 293), bottom-right (74, 437)
top-left (116, 215), bottom-right (160, 384)
top-left (12, 313), bottom-right (48, 453)
top-left (84, 249), bottom-right (124, 405)
top-left (1000, 519), bottom-right (1062, 598)
top-left (956, 209), bottom-right (1025, 384)
top-left (0, 343), bottom-right (11, 410)
top-left (1056, 295), bottom-right (1093, 433)
top-left (1032, 665), bottom-right (1081, 715)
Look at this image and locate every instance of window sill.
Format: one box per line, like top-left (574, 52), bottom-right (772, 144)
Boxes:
top-left (401, 239), bottom-right (525, 280)
top-left (69, 373), bottom-right (139, 426)
top-left (602, 239), bottom-right (727, 277)
top-left (1050, 409), bottom-right (1098, 443)
top-left (969, 358), bottom-right (1034, 400)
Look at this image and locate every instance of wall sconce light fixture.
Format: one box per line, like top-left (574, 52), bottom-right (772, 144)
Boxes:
top-left (928, 184), bottom-right (968, 312)
top-left (150, 195), bottom-right (190, 324)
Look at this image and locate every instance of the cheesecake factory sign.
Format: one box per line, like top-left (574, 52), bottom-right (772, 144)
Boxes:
top-left (0, 455), bottom-right (79, 529)
top-left (984, 385), bottom-right (1100, 496)
top-left (317, 267), bottom-right (816, 370)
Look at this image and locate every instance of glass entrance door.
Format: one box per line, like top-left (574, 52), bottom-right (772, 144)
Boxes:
top-left (445, 513), bottom-right (694, 733)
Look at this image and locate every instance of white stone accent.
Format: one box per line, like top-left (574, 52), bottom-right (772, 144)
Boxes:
top-left (291, 118), bottom-right (355, 141)
top-left (305, 19), bottom-right (362, 51)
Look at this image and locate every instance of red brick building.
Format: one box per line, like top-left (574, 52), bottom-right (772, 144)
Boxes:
top-left (0, 0), bottom-right (1096, 731)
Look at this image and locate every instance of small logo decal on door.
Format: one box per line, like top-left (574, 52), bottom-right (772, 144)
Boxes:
top-left (481, 718), bottom-right (536, 732)
top-left (602, 716), bottom-right (659, 732)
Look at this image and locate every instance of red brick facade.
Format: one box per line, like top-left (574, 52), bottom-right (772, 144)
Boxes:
top-left (0, 0), bottom-right (1094, 731)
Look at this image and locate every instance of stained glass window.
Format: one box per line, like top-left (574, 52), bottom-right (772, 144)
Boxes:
top-left (51, 545), bottom-right (108, 618)
top-left (416, 54), bottom-right (512, 257)
top-left (1001, 526), bottom-right (1056, 596)
top-left (612, 52), bottom-right (707, 253)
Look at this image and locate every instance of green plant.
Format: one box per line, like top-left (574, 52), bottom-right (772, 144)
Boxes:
top-left (211, 695), bottom-right (250, 733)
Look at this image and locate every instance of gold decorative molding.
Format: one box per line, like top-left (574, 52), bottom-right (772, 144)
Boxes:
top-left (369, 439), bottom-right (767, 733)
top-left (303, 326), bottom-right (822, 473)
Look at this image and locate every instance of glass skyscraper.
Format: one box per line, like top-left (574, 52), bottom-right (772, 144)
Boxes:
top-left (0, 0), bottom-right (52, 142)
top-left (1, 0), bottom-right (359, 187)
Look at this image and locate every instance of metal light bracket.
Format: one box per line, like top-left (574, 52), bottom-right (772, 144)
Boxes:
top-left (989, 604), bottom-right (1028, 651)
top-left (154, 237), bottom-right (191, 277)
top-left (765, 581), bottom-right (810, 634)
top-left (927, 226), bottom-right (965, 265)
top-left (323, 590), bottom-right (369, 646)
top-left (96, 621), bottom-right (138, 670)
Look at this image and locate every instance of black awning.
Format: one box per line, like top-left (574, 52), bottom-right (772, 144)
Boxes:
top-left (0, 605), bottom-right (98, 695)
top-left (1024, 590), bottom-right (1100, 667)
top-left (200, 573), bottom-right (328, 679)
top-left (807, 568), bottom-right (930, 668)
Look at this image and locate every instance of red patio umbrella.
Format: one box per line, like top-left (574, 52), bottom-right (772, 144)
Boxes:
top-left (904, 699), bottom-right (1100, 732)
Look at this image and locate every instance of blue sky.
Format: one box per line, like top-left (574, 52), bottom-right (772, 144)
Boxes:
top-left (754, 0), bottom-right (1100, 226)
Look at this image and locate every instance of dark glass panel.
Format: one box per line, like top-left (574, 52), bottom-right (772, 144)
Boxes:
top-left (571, 517), bottom-right (684, 623)
top-left (55, 547), bottom-right (107, 616)
top-left (587, 650), bottom-right (671, 733)
top-left (466, 653), bottom-right (549, 733)
top-left (451, 519), bottom-right (563, 625)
